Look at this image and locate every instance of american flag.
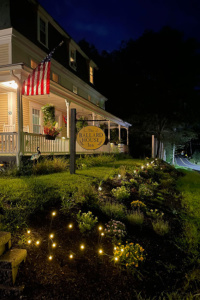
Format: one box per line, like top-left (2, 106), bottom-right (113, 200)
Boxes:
top-left (22, 41), bottom-right (63, 96)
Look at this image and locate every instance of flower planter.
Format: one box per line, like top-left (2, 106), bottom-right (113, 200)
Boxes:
top-left (45, 135), bottom-right (55, 140)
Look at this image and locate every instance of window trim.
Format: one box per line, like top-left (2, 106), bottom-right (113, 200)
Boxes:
top-left (30, 102), bottom-right (42, 134)
top-left (89, 65), bottom-right (94, 84)
top-left (69, 45), bottom-right (77, 70)
top-left (37, 13), bottom-right (48, 48)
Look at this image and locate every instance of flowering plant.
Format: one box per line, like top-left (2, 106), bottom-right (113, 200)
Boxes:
top-left (43, 123), bottom-right (62, 137)
top-left (113, 242), bottom-right (145, 273)
top-left (104, 219), bottom-right (126, 243)
top-left (111, 186), bottom-right (130, 201)
top-left (131, 200), bottom-right (146, 211)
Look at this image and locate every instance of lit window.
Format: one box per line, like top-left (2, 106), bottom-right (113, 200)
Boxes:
top-left (52, 72), bottom-right (59, 83)
top-left (32, 108), bottom-right (41, 134)
top-left (73, 86), bottom-right (77, 94)
top-left (38, 15), bottom-right (48, 47)
top-left (31, 59), bottom-right (38, 69)
top-left (69, 46), bottom-right (77, 70)
top-left (89, 66), bottom-right (94, 84)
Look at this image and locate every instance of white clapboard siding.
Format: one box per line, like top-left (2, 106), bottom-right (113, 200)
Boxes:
top-left (0, 44), bottom-right (9, 65)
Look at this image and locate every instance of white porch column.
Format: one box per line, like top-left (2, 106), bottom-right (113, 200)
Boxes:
top-left (108, 120), bottom-right (110, 142)
top-left (127, 127), bottom-right (129, 145)
top-left (118, 124), bottom-right (121, 142)
top-left (152, 135), bottom-right (155, 158)
top-left (65, 100), bottom-right (70, 138)
top-left (92, 113), bottom-right (95, 126)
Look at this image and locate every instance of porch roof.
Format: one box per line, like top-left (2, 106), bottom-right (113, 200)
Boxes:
top-left (0, 63), bottom-right (131, 129)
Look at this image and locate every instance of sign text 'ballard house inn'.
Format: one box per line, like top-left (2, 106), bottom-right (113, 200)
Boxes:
top-left (77, 126), bottom-right (106, 150)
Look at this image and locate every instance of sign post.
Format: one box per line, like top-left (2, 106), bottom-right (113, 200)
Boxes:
top-left (70, 109), bottom-right (76, 174)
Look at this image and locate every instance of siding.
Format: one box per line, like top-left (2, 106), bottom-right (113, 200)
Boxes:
top-left (22, 97), bottom-right (29, 128)
top-left (0, 44), bottom-right (9, 65)
top-left (0, 94), bottom-right (8, 132)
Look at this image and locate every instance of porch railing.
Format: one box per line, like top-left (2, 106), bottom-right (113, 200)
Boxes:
top-left (0, 132), bottom-right (126, 155)
top-left (23, 133), bottom-right (69, 154)
top-left (0, 133), bottom-right (17, 154)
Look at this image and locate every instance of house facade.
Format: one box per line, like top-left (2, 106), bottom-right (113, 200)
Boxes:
top-left (0, 0), bottom-right (131, 166)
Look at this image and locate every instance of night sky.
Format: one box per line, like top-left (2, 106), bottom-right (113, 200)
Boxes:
top-left (38, 0), bottom-right (200, 52)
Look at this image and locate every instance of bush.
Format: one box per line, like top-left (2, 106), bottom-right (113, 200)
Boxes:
top-left (111, 186), bottom-right (130, 201)
top-left (139, 184), bottom-right (154, 199)
top-left (113, 242), bottom-right (145, 274)
top-left (126, 210), bottom-right (144, 226)
top-left (33, 157), bottom-right (69, 175)
top-left (76, 210), bottom-right (98, 234)
top-left (104, 219), bottom-right (126, 243)
top-left (72, 183), bottom-right (98, 208)
top-left (100, 202), bottom-right (126, 220)
top-left (76, 154), bottom-right (116, 169)
top-left (152, 219), bottom-right (170, 236)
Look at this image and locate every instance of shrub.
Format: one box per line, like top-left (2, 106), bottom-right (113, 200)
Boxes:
top-left (131, 200), bottom-right (146, 211)
top-left (146, 208), bottom-right (164, 219)
top-left (33, 157), bottom-right (69, 175)
top-left (152, 219), bottom-right (170, 236)
top-left (111, 186), bottom-right (130, 201)
top-left (100, 202), bottom-right (126, 220)
top-left (72, 183), bottom-right (98, 208)
top-left (60, 193), bottom-right (76, 215)
top-left (76, 154), bottom-right (116, 169)
top-left (104, 219), bottom-right (126, 243)
top-left (76, 210), bottom-right (98, 234)
top-left (113, 242), bottom-right (145, 274)
top-left (126, 210), bottom-right (144, 226)
top-left (139, 184), bottom-right (154, 199)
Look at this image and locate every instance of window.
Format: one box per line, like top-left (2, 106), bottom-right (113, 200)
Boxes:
top-left (89, 66), bottom-right (94, 84)
top-left (38, 15), bottom-right (48, 47)
top-left (31, 59), bottom-right (37, 69)
top-left (32, 108), bottom-right (41, 134)
top-left (69, 46), bottom-right (77, 70)
top-left (73, 85), bottom-right (78, 94)
top-left (52, 72), bottom-right (59, 83)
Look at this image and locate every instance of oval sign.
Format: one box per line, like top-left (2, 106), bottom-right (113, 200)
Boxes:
top-left (77, 126), bottom-right (106, 150)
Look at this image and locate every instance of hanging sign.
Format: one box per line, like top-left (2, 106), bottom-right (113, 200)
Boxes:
top-left (77, 126), bottom-right (105, 150)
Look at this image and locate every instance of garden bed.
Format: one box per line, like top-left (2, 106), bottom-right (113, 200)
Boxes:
top-left (0, 157), bottom-right (199, 299)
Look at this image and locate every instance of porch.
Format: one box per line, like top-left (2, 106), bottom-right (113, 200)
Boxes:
top-left (0, 132), bottom-right (125, 158)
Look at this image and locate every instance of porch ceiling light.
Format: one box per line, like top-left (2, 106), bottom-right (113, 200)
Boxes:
top-left (1, 80), bottom-right (18, 89)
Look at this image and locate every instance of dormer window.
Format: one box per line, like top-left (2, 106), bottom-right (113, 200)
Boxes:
top-left (69, 46), bottom-right (77, 70)
top-left (89, 66), bottom-right (94, 84)
top-left (38, 14), bottom-right (48, 47)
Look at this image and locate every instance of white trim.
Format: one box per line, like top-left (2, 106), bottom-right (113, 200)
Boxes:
top-left (29, 101), bottom-right (42, 133)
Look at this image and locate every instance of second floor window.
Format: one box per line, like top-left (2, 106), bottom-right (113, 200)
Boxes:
top-left (38, 15), bottom-right (48, 47)
top-left (69, 47), bottom-right (77, 70)
top-left (89, 66), bottom-right (94, 84)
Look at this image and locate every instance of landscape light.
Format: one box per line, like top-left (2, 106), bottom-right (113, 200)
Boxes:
top-left (68, 224), bottom-right (73, 229)
top-left (101, 232), bottom-right (105, 236)
top-left (118, 174), bottom-right (121, 178)
top-left (69, 254), bottom-right (73, 259)
top-left (52, 211), bottom-right (56, 217)
top-left (114, 257), bottom-right (118, 261)
top-left (99, 249), bottom-right (103, 254)
top-left (27, 230), bottom-right (31, 234)
top-left (27, 240), bottom-right (31, 244)
top-left (52, 243), bottom-right (56, 248)
top-left (48, 255), bottom-right (53, 260)
top-left (98, 186), bottom-right (102, 191)
top-left (80, 244), bottom-right (85, 250)
top-left (98, 226), bottom-right (103, 231)
top-left (35, 240), bottom-right (40, 246)
top-left (49, 233), bottom-right (54, 239)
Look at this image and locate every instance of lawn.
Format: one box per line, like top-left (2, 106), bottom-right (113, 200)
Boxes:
top-left (0, 156), bottom-right (199, 299)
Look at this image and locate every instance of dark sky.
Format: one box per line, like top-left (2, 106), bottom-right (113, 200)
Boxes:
top-left (39, 0), bottom-right (200, 52)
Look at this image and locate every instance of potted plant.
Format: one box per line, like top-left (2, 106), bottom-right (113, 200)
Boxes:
top-left (42, 104), bottom-right (62, 140)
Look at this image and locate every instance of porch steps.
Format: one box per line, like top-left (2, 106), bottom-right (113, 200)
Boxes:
top-left (0, 231), bottom-right (27, 298)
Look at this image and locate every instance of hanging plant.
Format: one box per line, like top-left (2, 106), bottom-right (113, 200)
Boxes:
top-left (42, 104), bottom-right (62, 139)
